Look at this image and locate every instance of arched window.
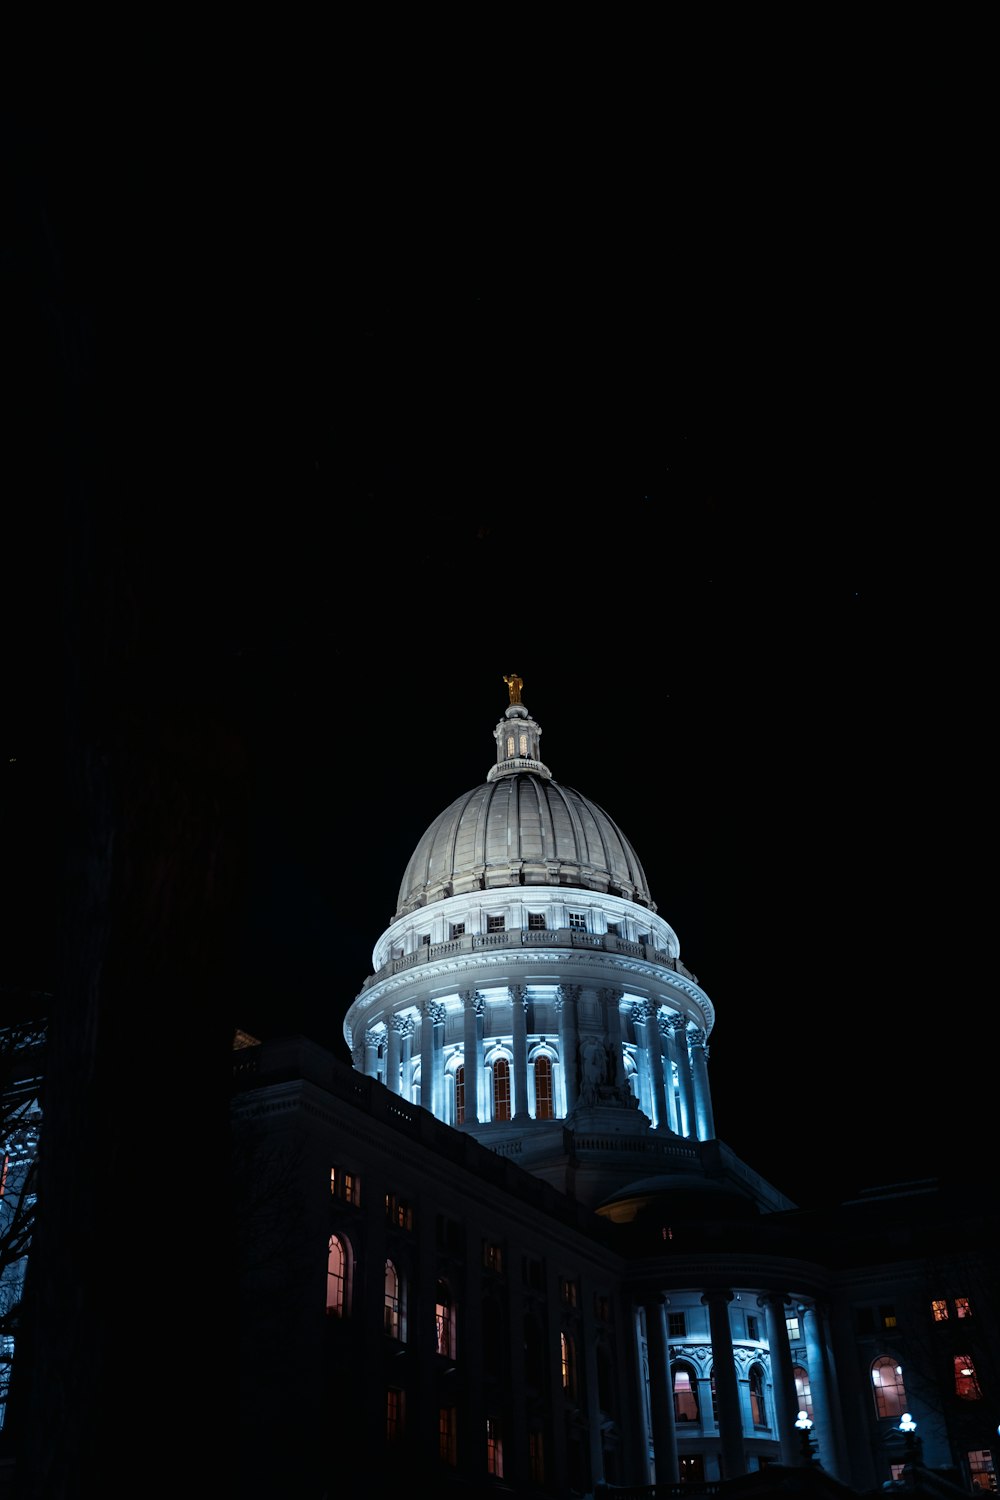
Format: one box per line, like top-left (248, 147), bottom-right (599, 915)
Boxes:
top-left (793, 1365), bottom-right (813, 1420)
top-left (326, 1233), bottom-right (351, 1317)
top-left (749, 1364), bottom-right (767, 1426)
top-left (435, 1278), bottom-right (457, 1358)
top-left (384, 1258), bottom-right (405, 1341)
top-left (534, 1056), bottom-right (553, 1119)
top-left (493, 1058), bottom-right (511, 1122)
top-left (673, 1362), bottom-right (699, 1423)
top-left (455, 1065), bottom-right (465, 1125)
top-left (955, 1355), bottom-right (983, 1400)
top-left (561, 1331), bottom-right (577, 1398)
top-left (871, 1356), bottom-right (907, 1417)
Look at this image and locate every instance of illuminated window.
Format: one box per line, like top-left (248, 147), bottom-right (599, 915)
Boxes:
top-left (326, 1234), bottom-right (351, 1317)
top-left (880, 1305), bottom-right (897, 1329)
top-left (384, 1259), bottom-right (405, 1340)
top-left (384, 1193), bottom-right (413, 1231)
top-left (435, 1280), bottom-right (456, 1358)
top-left (968, 1449), bottom-right (997, 1491)
top-left (487, 915), bottom-right (505, 933)
top-left (507, 735), bottom-right (515, 757)
top-left (386, 1387), bottom-right (405, 1443)
top-left (561, 1332), bottom-right (577, 1397)
top-left (569, 912), bottom-right (586, 931)
top-left (0, 1154), bottom-right (8, 1197)
top-left (931, 1299), bottom-right (949, 1322)
top-left (528, 912), bottom-right (546, 929)
top-left (793, 1366), bottom-right (813, 1420)
top-left (529, 1430), bottom-right (545, 1483)
top-left (519, 733), bottom-right (528, 755)
top-left (785, 1315), bottom-right (801, 1341)
top-left (455, 1066), bottom-right (465, 1125)
top-left (668, 1311), bottom-right (686, 1338)
top-left (749, 1365), bottom-right (767, 1427)
top-left (439, 1407), bottom-right (457, 1464)
top-left (330, 1167), bottom-right (360, 1205)
top-left (486, 1417), bottom-right (504, 1477)
top-left (956, 1297), bottom-right (972, 1319)
top-left (493, 1058), bottom-right (511, 1121)
top-left (534, 1056), bottom-right (553, 1119)
top-left (673, 1363), bottom-right (699, 1423)
top-left (956, 1355), bottom-right (983, 1400)
top-left (871, 1357), bottom-right (907, 1418)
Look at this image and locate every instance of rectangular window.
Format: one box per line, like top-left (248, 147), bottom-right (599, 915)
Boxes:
top-left (483, 1240), bottom-right (504, 1273)
top-left (607, 922), bottom-right (620, 935)
top-left (487, 915), bottom-right (505, 932)
top-left (746, 1314), bottom-right (759, 1340)
top-left (568, 912), bottom-right (587, 931)
top-left (956, 1296), bottom-right (972, 1319)
top-left (969, 1450), bottom-right (997, 1492)
top-left (421, 933), bottom-right (431, 946)
top-left (486, 1417), bottom-right (504, 1477)
top-left (386, 1388), bottom-right (405, 1442)
top-left (384, 1193), bottom-right (414, 1231)
top-left (668, 1312), bottom-right (686, 1338)
top-left (528, 912), bottom-right (546, 929)
top-left (439, 1407), bottom-right (457, 1465)
top-left (330, 1167), bottom-right (360, 1206)
top-left (931, 1299), bottom-right (949, 1322)
top-left (561, 1277), bottom-right (578, 1307)
top-left (450, 923), bottom-right (465, 938)
top-left (880, 1305), bottom-right (897, 1330)
top-left (785, 1315), bottom-right (800, 1342)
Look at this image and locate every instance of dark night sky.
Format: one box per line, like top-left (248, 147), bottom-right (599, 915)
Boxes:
top-left (3, 99), bottom-right (990, 1213)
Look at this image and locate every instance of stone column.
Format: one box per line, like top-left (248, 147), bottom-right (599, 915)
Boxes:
top-left (668, 1016), bottom-right (696, 1139)
top-left (399, 1017), bottom-right (416, 1102)
top-left (511, 984), bottom-right (530, 1121)
top-left (688, 1027), bottom-right (715, 1141)
top-left (702, 1290), bottom-right (744, 1479)
top-left (759, 1292), bottom-right (799, 1466)
top-left (631, 1003), bottom-right (654, 1122)
top-left (601, 987), bottom-right (626, 1094)
top-left (557, 985), bottom-right (581, 1114)
top-left (364, 1028), bottom-right (380, 1079)
top-left (644, 1297), bottom-right (679, 1485)
top-left (387, 1015), bottom-right (404, 1096)
top-left (642, 1002), bottom-right (667, 1129)
top-left (659, 1016), bottom-right (681, 1133)
top-left (799, 1300), bottom-right (847, 1482)
top-left (429, 1002), bottom-right (446, 1120)
top-left (460, 990), bottom-right (481, 1124)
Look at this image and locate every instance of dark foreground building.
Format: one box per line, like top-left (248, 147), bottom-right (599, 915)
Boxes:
top-left (233, 684), bottom-right (998, 1498)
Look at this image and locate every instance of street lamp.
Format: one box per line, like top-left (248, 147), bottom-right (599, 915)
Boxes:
top-left (795, 1410), bottom-right (816, 1465)
top-left (898, 1413), bottom-right (918, 1468)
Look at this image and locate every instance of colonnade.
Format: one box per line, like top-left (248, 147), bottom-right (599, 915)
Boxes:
top-left (361, 983), bottom-right (715, 1139)
top-left (640, 1292), bottom-right (848, 1483)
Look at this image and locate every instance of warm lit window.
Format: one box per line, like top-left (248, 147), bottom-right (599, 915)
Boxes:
top-left (534, 1056), bottom-right (554, 1119)
top-left (386, 1387), bottom-right (405, 1443)
top-left (487, 915), bottom-right (505, 933)
top-left (519, 733), bottom-right (527, 755)
top-left (435, 1280), bottom-right (456, 1358)
top-left (493, 1058), bottom-right (511, 1121)
top-left (872, 1357), bottom-right (907, 1418)
top-left (326, 1234), bottom-right (350, 1317)
top-left (880, 1305), bottom-right (897, 1329)
top-left (569, 912), bottom-right (586, 931)
top-left (384, 1193), bottom-right (413, 1231)
top-left (487, 1417), bottom-right (504, 1477)
top-left (528, 912), bottom-right (546, 929)
top-left (330, 1167), bottom-right (360, 1205)
top-left (384, 1259), bottom-right (404, 1340)
top-left (455, 1066), bottom-right (465, 1125)
top-left (673, 1364), bottom-right (699, 1422)
top-left (0, 1154), bottom-right (8, 1197)
top-left (507, 735), bottom-right (515, 757)
top-left (786, 1315), bottom-right (801, 1342)
top-left (749, 1365), bottom-right (767, 1427)
top-left (439, 1407), bottom-right (457, 1465)
top-left (529, 1431), bottom-right (545, 1483)
top-left (793, 1366), bottom-right (813, 1420)
top-left (561, 1332), bottom-right (577, 1396)
top-left (932, 1299), bottom-right (949, 1322)
top-left (956, 1297), bottom-right (972, 1319)
top-left (668, 1311), bottom-right (686, 1338)
top-left (969, 1449), bottom-right (997, 1492)
top-left (956, 1355), bottom-right (983, 1400)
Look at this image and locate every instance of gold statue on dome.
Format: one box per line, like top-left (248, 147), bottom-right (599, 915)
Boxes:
top-left (503, 673), bottom-right (523, 705)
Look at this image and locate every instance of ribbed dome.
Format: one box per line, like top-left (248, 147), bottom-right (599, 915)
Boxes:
top-left (396, 773), bottom-right (655, 919)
